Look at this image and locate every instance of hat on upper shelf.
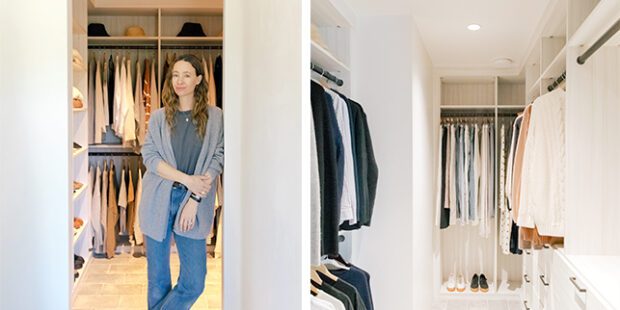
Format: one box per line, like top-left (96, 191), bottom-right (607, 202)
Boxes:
top-left (125, 25), bottom-right (146, 37)
top-left (177, 22), bottom-right (207, 37)
top-left (88, 23), bottom-right (110, 36)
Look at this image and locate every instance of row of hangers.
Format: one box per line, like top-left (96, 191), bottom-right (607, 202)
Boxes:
top-left (310, 254), bottom-right (351, 296)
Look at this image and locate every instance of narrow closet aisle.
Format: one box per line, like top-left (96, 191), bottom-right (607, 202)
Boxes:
top-left (73, 255), bottom-right (221, 309)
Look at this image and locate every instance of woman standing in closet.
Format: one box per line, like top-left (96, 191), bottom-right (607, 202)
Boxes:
top-left (139, 54), bottom-right (224, 309)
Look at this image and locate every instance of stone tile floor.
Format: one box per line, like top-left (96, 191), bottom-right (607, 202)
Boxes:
top-left (72, 252), bottom-right (221, 310)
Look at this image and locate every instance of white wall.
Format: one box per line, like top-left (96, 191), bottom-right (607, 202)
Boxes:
top-left (223, 0), bottom-right (310, 309)
top-left (0, 0), bottom-right (72, 309)
top-left (349, 14), bottom-right (434, 310)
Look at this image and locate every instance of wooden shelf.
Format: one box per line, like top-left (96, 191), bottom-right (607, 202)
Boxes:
top-left (73, 147), bottom-right (88, 158)
top-left (498, 105), bottom-right (527, 109)
top-left (88, 36), bottom-right (158, 46)
top-left (440, 280), bottom-right (521, 300)
top-left (73, 219), bottom-right (88, 245)
top-left (160, 36), bottom-right (223, 46)
top-left (440, 105), bottom-right (495, 109)
top-left (73, 107), bottom-right (87, 113)
top-left (311, 40), bottom-right (349, 74)
top-left (541, 45), bottom-right (566, 80)
top-left (73, 183), bottom-right (88, 201)
top-left (311, 0), bottom-right (355, 28)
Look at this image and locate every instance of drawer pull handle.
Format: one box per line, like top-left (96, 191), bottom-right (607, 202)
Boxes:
top-left (523, 300), bottom-right (531, 310)
top-left (524, 274), bottom-right (531, 283)
top-left (539, 275), bottom-right (549, 286)
top-left (569, 277), bottom-right (587, 293)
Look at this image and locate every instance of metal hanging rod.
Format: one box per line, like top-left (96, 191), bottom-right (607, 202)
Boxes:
top-left (547, 71), bottom-right (566, 92)
top-left (577, 17), bottom-right (620, 65)
top-left (89, 152), bottom-right (142, 156)
top-left (88, 45), bottom-right (222, 50)
top-left (311, 63), bottom-right (344, 87)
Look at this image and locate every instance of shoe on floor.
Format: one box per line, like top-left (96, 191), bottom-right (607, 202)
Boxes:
top-left (470, 273), bottom-right (479, 292)
top-left (479, 273), bottom-right (489, 293)
top-left (456, 274), bottom-right (466, 292)
top-left (446, 273), bottom-right (456, 292)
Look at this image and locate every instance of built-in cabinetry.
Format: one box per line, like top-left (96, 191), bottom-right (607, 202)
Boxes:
top-left (435, 76), bottom-right (525, 299)
top-left (520, 0), bottom-right (620, 308)
top-left (71, 0), bottom-right (91, 292)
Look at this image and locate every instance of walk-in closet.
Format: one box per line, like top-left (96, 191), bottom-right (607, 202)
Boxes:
top-left (3, 0), bottom-right (620, 309)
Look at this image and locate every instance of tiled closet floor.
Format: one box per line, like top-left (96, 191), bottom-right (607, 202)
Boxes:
top-left (73, 252), bottom-right (221, 310)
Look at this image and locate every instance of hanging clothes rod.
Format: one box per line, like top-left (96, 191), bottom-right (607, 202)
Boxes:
top-left (311, 63), bottom-right (344, 87)
top-left (547, 71), bottom-right (566, 92)
top-left (88, 45), bottom-right (222, 50)
top-left (89, 152), bottom-right (141, 156)
top-left (577, 17), bottom-right (620, 65)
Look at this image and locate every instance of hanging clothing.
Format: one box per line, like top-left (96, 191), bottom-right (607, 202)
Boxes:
top-left (499, 124), bottom-right (512, 254)
top-left (435, 125), bottom-right (449, 229)
top-left (94, 59), bottom-right (106, 143)
top-left (142, 58), bottom-right (151, 139)
top-left (208, 54), bottom-right (217, 106)
top-left (478, 124), bottom-right (490, 237)
top-left (113, 55), bottom-right (122, 134)
top-left (88, 59), bottom-right (95, 144)
top-left (318, 273), bottom-right (367, 310)
top-left (315, 290), bottom-right (345, 310)
top-left (511, 104), bottom-right (533, 222)
top-left (505, 115), bottom-right (523, 212)
top-left (101, 161), bottom-right (109, 251)
top-left (518, 89), bottom-right (566, 237)
top-left (134, 59), bottom-right (145, 145)
top-left (107, 55), bottom-right (115, 125)
top-left (127, 169), bottom-right (136, 242)
top-left (310, 81), bottom-right (342, 255)
top-left (326, 89), bottom-right (358, 226)
top-left (150, 59), bottom-right (159, 111)
top-left (214, 55), bottom-right (222, 108)
top-left (118, 167), bottom-right (128, 235)
top-left (134, 168), bottom-right (144, 245)
top-left (311, 116), bottom-right (321, 265)
top-left (122, 58), bottom-right (137, 146)
top-left (91, 165), bottom-right (104, 255)
top-left (312, 294), bottom-right (338, 310)
top-left (102, 55), bottom-right (110, 129)
top-left (106, 161), bottom-right (118, 258)
top-left (331, 265), bottom-right (374, 310)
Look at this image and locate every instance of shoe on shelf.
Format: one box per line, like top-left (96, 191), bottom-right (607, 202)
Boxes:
top-left (74, 254), bottom-right (85, 264)
top-left (456, 274), bottom-right (466, 292)
top-left (73, 142), bottom-right (82, 151)
top-left (470, 274), bottom-right (479, 292)
top-left (446, 273), bottom-right (456, 292)
top-left (479, 273), bottom-right (489, 293)
top-left (73, 181), bottom-right (83, 193)
top-left (73, 217), bottom-right (84, 229)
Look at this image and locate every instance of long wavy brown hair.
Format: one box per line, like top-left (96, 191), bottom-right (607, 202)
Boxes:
top-left (161, 54), bottom-right (209, 139)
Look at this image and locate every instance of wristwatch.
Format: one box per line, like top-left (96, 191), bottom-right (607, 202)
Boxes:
top-left (189, 192), bottom-right (202, 203)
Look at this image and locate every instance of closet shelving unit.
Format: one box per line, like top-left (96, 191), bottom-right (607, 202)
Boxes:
top-left (71, 0), bottom-right (92, 294)
top-left (311, 0), bottom-right (353, 97)
top-left (519, 0), bottom-right (603, 309)
top-left (436, 76), bottom-right (525, 300)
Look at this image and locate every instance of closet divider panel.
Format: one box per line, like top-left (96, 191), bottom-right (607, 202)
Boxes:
top-left (565, 46), bottom-right (620, 256)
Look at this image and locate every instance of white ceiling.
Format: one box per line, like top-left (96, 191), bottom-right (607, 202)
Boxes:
top-left (344, 0), bottom-right (554, 75)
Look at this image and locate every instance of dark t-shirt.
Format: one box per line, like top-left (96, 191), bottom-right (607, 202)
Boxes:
top-left (171, 110), bottom-right (203, 174)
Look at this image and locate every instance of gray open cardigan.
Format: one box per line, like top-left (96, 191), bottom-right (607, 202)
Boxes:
top-left (139, 106), bottom-right (224, 242)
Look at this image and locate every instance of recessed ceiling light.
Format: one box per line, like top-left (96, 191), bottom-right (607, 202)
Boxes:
top-left (467, 24), bottom-right (481, 31)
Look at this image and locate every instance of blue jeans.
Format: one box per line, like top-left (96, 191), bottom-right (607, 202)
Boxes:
top-left (146, 186), bottom-right (207, 310)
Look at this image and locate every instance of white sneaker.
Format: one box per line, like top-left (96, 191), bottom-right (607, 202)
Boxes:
top-left (456, 274), bottom-right (466, 292)
top-left (446, 273), bottom-right (456, 292)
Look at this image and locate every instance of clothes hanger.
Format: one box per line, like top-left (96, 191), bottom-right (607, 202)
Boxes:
top-left (310, 268), bottom-right (323, 285)
top-left (320, 255), bottom-right (350, 270)
top-left (310, 283), bottom-right (319, 296)
top-left (313, 264), bottom-right (339, 281)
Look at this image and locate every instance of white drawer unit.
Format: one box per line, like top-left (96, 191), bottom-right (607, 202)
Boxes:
top-left (551, 250), bottom-right (617, 310)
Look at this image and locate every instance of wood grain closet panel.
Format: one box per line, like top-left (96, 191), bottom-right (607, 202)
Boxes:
top-left (566, 46), bottom-right (620, 255)
top-left (441, 83), bottom-right (495, 106)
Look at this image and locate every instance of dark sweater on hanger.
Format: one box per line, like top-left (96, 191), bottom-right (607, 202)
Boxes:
top-left (318, 272), bottom-right (367, 310)
top-left (338, 97), bottom-right (379, 230)
top-left (214, 55), bottom-right (222, 108)
top-left (311, 81), bottom-right (342, 255)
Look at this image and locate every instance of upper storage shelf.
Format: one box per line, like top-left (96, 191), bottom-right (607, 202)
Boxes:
top-left (311, 0), bottom-right (355, 28)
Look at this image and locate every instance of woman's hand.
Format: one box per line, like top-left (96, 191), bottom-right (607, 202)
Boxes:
top-left (179, 199), bottom-right (199, 232)
top-left (184, 174), bottom-right (211, 197)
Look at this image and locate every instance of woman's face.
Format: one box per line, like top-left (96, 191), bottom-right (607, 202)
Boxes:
top-left (171, 60), bottom-right (202, 98)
